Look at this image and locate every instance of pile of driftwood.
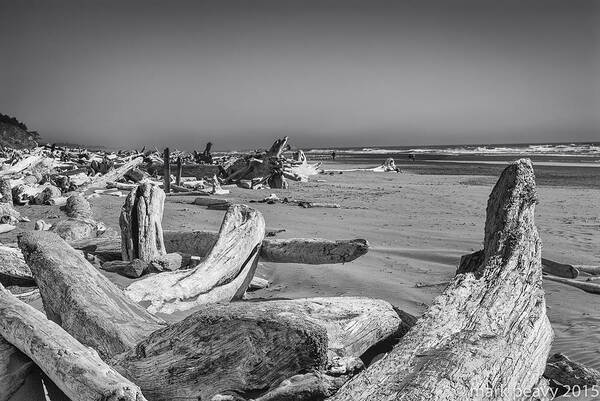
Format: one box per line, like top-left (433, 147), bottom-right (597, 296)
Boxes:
top-left (220, 136), bottom-right (322, 189)
top-left (1, 158), bottom-right (599, 401)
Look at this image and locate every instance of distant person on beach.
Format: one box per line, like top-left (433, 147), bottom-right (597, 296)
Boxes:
top-left (331, 151), bottom-right (336, 160)
top-left (408, 153), bottom-right (416, 162)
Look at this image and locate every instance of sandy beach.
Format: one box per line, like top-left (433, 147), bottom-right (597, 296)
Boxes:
top-left (5, 157), bottom-right (598, 384)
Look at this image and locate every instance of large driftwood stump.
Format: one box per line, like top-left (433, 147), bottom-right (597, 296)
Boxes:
top-left (120, 183), bottom-right (167, 262)
top-left (330, 159), bottom-right (553, 400)
top-left (125, 204), bottom-right (265, 314)
top-left (18, 231), bottom-right (164, 359)
top-left (0, 284), bottom-right (147, 401)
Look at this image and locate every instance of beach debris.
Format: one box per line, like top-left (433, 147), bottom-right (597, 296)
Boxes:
top-left (8, 224), bottom-right (407, 400)
top-left (573, 265), bottom-right (600, 276)
top-left (71, 230), bottom-right (370, 268)
top-left (193, 142), bottom-right (213, 164)
top-left (541, 258), bottom-right (580, 278)
top-left (544, 353), bottom-right (600, 389)
top-left (0, 245), bottom-right (33, 287)
top-left (49, 194), bottom-right (105, 241)
top-left (372, 158), bottom-right (401, 172)
top-left (120, 183), bottom-right (166, 261)
top-left (330, 159), bottom-right (553, 401)
top-left (18, 231), bottom-right (164, 358)
top-left (34, 219), bottom-right (51, 231)
top-left (260, 238), bottom-right (369, 264)
top-left (114, 182), bottom-right (192, 277)
top-left (125, 204), bottom-right (265, 314)
top-left (0, 224), bottom-right (16, 234)
top-left (0, 283), bottom-right (149, 401)
top-left (221, 137), bottom-right (321, 189)
top-left (32, 184), bottom-right (61, 205)
top-left (210, 174), bottom-right (229, 195)
top-left (248, 276), bottom-right (270, 291)
top-left (544, 275), bottom-right (600, 294)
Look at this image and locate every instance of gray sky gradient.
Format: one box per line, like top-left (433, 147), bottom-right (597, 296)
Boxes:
top-left (1, 0), bottom-right (598, 150)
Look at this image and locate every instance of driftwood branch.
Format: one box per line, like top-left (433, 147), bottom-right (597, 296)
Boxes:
top-left (124, 204), bottom-right (266, 314)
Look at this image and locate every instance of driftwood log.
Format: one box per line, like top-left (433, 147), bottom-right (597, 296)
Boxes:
top-left (331, 158), bottom-right (553, 400)
top-left (15, 229), bottom-right (407, 400)
top-left (541, 258), bottom-right (579, 279)
top-left (18, 231), bottom-right (164, 359)
top-left (125, 204), bottom-right (265, 314)
top-left (0, 284), bottom-right (148, 401)
top-left (544, 275), bottom-right (600, 294)
top-left (69, 231), bottom-right (369, 275)
top-left (161, 230), bottom-right (369, 264)
top-left (120, 183), bottom-right (167, 262)
top-left (81, 155), bottom-right (144, 191)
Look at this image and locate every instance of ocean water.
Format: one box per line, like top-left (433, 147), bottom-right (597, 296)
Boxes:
top-left (305, 142), bottom-right (600, 189)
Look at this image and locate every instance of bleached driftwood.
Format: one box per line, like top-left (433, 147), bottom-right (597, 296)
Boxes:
top-left (260, 238), bottom-right (368, 264)
top-left (16, 225), bottom-right (411, 400)
top-left (0, 154), bottom-right (45, 177)
top-left (69, 231), bottom-right (369, 268)
top-left (0, 245), bottom-right (33, 286)
top-left (111, 297), bottom-right (405, 401)
top-left (18, 231), bottom-right (164, 359)
top-left (544, 275), bottom-right (600, 294)
top-left (125, 204), bottom-right (265, 314)
top-left (120, 182), bottom-right (167, 262)
top-left (330, 159), bottom-right (553, 400)
top-left (162, 230), bottom-right (369, 264)
top-left (81, 155), bottom-right (144, 191)
top-left (576, 265), bottom-right (600, 275)
top-left (0, 284), bottom-right (148, 401)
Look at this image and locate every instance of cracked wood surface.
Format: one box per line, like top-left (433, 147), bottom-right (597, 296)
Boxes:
top-left (329, 159), bottom-right (553, 401)
top-left (18, 231), bottom-right (164, 360)
top-left (124, 204), bottom-right (265, 314)
top-left (0, 284), bottom-right (147, 401)
top-left (120, 183), bottom-right (167, 262)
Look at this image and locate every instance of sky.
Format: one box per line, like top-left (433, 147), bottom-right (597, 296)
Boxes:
top-left (0, 0), bottom-right (598, 150)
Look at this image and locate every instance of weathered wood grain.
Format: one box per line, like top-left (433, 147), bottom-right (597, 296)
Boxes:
top-left (120, 183), bottom-right (167, 262)
top-left (110, 301), bottom-right (329, 401)
top-left (125, 204), bottom-right (265, 314)
top-left (330, 159), bottom-right (553, 401)
top-left (18, 231), bottom-right (164, 359)
top-left (0, 284), bottom-right (147, 401)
